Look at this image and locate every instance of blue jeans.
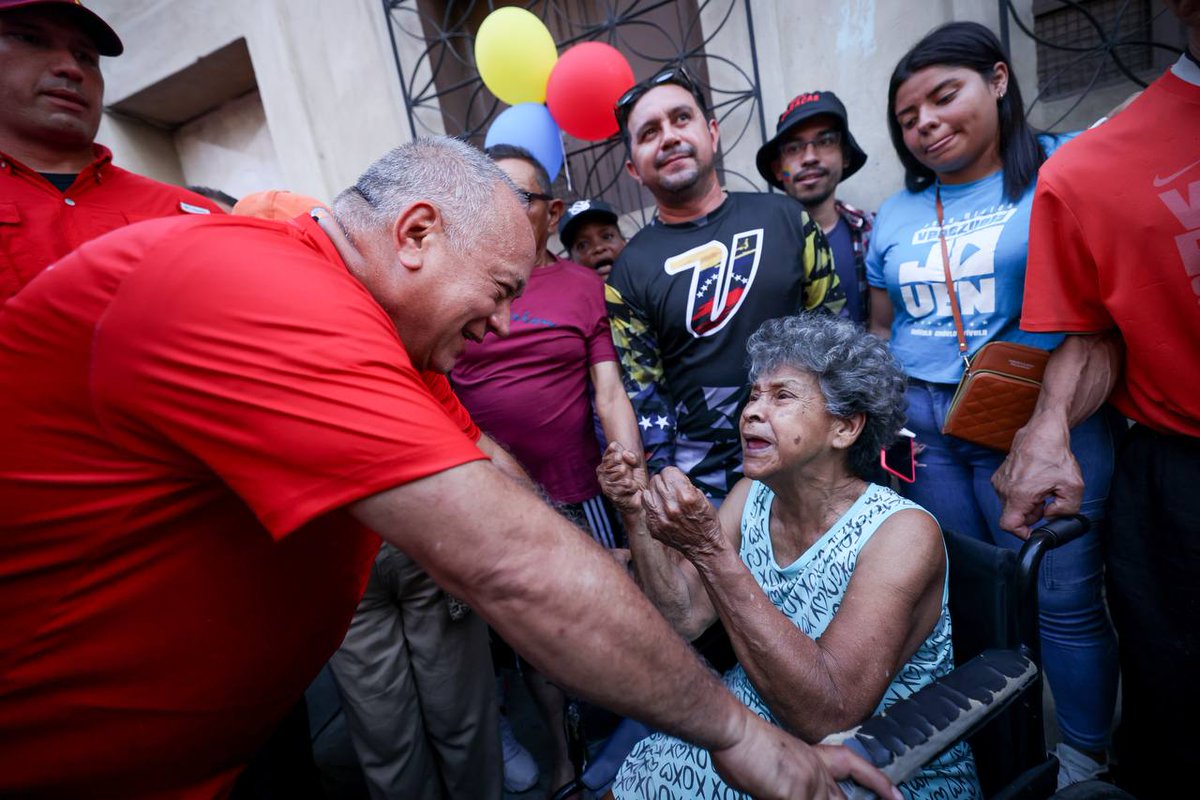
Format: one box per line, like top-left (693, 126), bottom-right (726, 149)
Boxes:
top-left (902, 380), bottom-right (1120, 754)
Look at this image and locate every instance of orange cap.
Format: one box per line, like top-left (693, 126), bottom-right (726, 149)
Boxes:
top-left (231, 190), bottom-right (328, 221)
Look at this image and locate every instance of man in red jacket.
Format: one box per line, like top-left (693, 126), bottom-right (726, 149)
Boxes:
top-left (0, 0), bottom-right (221, 301)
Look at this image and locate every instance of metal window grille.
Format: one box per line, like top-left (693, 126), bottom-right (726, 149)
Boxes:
top-left (381, 0), bottom-right (768, 223)
top-left (1032, 0), bottom-right (1154, 99)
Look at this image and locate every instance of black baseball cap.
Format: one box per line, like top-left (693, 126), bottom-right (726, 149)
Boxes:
top-left (557, 199), bottom-right (619, 251)
top-left (0, 0), bottom-right (123, 56)
top-left (755, 90), bottom-right (867, 190)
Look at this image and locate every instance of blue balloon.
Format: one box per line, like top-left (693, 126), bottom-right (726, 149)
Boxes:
top-left (484, 103), bottom-right (563, 181)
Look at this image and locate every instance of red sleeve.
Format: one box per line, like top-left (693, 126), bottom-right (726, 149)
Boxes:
top-left (1021, 176), bottom-right (1115, 334)
top-left (420, 370), bottom-right (481, 441)
top-left (91, 221), bottom-right (486, 538)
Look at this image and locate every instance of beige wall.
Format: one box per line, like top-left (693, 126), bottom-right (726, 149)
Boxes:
top-left (90, 0), bottom-right (412, 202)
top-left (740, 0), bottom-right (1039, 213)
top-left (174, 91), bottom-right (285, 201)
top-left (89, 0), bottom-right (1163, 214)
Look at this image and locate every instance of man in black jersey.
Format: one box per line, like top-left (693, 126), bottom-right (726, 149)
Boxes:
top-left (607, 67), bottom-right (844, 504)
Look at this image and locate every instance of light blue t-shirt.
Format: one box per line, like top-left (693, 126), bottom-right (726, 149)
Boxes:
top-left (866, 134), bottom-right (1073, 383)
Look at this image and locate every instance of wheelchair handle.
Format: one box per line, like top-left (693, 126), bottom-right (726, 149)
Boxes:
top-left (1029, 513), bottom-right (1091, 548)
top-left (1015, 514), bottom-right (1091, 656)
top-left (1018, 514), bottom-right (1090, 580)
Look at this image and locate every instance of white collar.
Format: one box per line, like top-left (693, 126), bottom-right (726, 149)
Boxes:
top-left (1171, 51), bottom-right (1200, 87)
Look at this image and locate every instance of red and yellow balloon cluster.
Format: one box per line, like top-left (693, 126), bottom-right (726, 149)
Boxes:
top-left (475, 7), bottom-right (635, 179)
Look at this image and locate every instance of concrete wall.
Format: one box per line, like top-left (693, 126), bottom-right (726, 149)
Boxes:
top-left (89, 0), bottom-right (1167, 214)
top-left (174, 91), bottom-right (285, 201)
top-left (90, 0), bottom-right (412, 202)
top-left (740, 0), bottom-right (1039, 213)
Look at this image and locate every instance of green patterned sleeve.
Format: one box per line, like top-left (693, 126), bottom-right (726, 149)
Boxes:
top-left (605, 282), bottom-right (676, 474)
top-left (798, 211), bottom-right (845, 315)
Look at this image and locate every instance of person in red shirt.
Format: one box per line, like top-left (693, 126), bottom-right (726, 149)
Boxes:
top-left (234, 189), bottom-right (510, 800)
top-left (0, 0), bottom-right (222, 302)
top-left (0, 136), bottom-right (895, 800)
top-left (993, 3), bottom-right (1200, 796)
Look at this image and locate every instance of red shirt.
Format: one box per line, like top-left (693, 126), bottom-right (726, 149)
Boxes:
top-left (0, 144), bottom-right (224, 301)
top-left (1021, 67), bottom-right (1200, 437)
top-left (0, 213), bottom-right (487, 798)
top-left (452, 257), bottom-right (615, 503)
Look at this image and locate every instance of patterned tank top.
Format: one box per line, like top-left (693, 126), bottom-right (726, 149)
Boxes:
top-left (612, 481), bottom-right (981, 800)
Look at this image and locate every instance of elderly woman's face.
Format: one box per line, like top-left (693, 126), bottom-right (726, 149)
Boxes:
top-left (740, 366), bottom-right (844, 479)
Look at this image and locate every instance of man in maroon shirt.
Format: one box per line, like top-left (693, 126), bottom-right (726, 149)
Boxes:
top-left (0, 0), bottom-right (221, 301)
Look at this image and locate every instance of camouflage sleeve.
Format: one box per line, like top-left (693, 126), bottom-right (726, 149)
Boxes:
top-left (605, 282), bottom-right (676, 474)
top-left (798, 211), bottom-right (845, 315)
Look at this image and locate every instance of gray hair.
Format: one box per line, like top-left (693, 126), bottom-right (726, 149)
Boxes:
top-left (332, 137), bottom-right (526, 251)
top-left (746, 314), bottom-right (907, 478)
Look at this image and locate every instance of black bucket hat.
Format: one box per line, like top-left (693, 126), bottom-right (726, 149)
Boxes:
top-left (755, 91), bottom-right (867, 190)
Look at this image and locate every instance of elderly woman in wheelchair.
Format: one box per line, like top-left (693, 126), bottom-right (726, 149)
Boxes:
top-left (598, 314), bottom-right (981, 800)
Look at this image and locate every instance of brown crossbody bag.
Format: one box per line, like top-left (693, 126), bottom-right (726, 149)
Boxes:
top-left (935, 186), bottom-right (1049, 452)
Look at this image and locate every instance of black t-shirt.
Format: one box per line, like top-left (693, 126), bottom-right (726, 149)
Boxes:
top-left (606, 192), bottom-right (843, 499)
top-left (40, 173), bottom-right (77, 192)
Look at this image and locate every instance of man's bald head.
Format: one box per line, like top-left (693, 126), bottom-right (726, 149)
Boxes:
top-left (330, 137), bottom-right (538, 373)
top-left (333, 137), bottom-right (528, 256)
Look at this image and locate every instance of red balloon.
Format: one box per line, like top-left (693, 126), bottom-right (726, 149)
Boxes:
top-left (545, 42), bottom-right (636, 141)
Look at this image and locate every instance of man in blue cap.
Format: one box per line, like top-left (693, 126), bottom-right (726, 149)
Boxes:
top-left (756, 91), bottom-right (872, 324)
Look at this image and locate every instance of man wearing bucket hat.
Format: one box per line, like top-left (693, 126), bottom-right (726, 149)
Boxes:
top-left (756, 91), bottom-right (873, 323)
top-left (0, 0), bottom-right (222, 302)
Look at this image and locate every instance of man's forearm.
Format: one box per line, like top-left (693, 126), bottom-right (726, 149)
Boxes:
top-left (592, 362), bottom-right (644, 458)
top-left (994, 331), bottom-right (1123, 536)
top-left (476, 433), bottom-right (535, 490)
top-left (1031, 332), bottom-right (1122, 427)
top-left (350, 460), bottom-right (744, 751)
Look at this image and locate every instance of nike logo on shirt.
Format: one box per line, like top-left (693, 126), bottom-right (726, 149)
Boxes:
top-left (1154, 157), bottom-right (1200, 187)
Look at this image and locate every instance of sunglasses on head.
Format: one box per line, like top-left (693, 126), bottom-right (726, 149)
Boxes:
top-left (613, 65), bottom-right (709, 135)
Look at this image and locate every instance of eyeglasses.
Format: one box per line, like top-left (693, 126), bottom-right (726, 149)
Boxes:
top-left (779, 131), bottom-right (842, 158)
top-left (516, 189), bottom-right (555, 205)
top-left (613, 65), bottom-right (709, 136)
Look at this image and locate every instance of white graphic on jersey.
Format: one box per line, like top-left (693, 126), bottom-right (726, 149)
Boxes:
top-left (898, 206), bottom-right (1016, 327)
top-left (663, 229), bottom-right (763, 338)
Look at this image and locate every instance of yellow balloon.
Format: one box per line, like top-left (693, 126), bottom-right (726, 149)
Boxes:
top-left (474, 7), bottom-right (558, 105)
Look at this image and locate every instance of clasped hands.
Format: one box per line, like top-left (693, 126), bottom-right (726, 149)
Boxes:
top-left (598, 442), bottom-right (726, 562)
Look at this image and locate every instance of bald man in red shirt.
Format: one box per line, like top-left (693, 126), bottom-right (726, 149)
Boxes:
top-left (0, 136), bottom-right (896, 800)
top-left (0, 0), bottom-right (221, 302)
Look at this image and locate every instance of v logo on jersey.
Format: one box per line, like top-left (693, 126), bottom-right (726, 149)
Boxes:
top-left (664, 229), bottom-right (764, 338)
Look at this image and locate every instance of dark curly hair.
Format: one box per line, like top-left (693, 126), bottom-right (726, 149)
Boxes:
top-left (746, 314), bottom-right (907, 479)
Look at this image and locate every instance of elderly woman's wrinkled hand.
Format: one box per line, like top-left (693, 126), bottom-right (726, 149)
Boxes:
top-left (597, 441), bottom-right (647, 516)
top-left (642, 468), bottom-right (725, 563)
